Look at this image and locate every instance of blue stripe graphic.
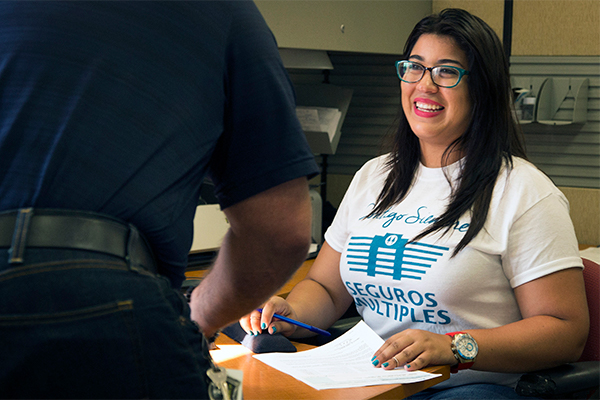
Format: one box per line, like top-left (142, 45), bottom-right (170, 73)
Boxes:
top-left (346, 233), bottom-right (448, 281)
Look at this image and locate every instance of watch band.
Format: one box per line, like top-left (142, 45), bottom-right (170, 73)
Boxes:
top-left (450, 360), bottom-right (474, 373)
top-left (445, 331), bottom-right (475, 373)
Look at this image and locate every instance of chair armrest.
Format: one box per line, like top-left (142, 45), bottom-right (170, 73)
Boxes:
top-left (327, 316), bottom-right (362, 337)
top-left (515, 362), bottom-right (600, 398)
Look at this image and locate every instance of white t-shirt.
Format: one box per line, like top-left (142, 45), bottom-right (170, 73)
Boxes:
top-left (325, 154), bottom-right (583, 388)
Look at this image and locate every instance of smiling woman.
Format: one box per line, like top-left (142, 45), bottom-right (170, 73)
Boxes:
top-left (239, 8), bottom-right (589, 400)
top-left (400, 34), bottom-right (473, 167)
top-left (375, 9), bottom-right (524, 255)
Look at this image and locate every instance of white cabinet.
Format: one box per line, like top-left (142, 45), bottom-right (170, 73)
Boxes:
top-left (254, 0), bottom-right (432, 55)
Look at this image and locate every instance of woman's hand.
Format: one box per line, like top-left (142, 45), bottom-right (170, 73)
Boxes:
top-left (239, 296), bottom-right (299, 337)
top-left (371, 329), bottom-right (457, 371)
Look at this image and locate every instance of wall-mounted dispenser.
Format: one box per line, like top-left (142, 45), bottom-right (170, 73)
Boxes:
top-left (537, 77), bottom-right (589, 126)
top-left (511, 77), bottom-right (546, 124)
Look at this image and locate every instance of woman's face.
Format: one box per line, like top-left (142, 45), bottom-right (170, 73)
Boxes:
top-left (401, 34), bottom-right (472, 163)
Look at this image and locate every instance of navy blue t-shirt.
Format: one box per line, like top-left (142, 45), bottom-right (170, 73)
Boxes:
top-left (0, 1), bottom-right (319, 287)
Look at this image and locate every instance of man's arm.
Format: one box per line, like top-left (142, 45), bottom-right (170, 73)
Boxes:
top-left (190, 177), bottom-right (313, 338)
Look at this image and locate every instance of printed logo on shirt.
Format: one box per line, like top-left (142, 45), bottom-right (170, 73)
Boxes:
top-left (347, 233), bottom-right (449, 281)
top-left (343, 206), bottom-right (469, 326)
top-left (344, 280), bottom-right (452, 325)
top-left (361, 205), bottom-right (470, 233)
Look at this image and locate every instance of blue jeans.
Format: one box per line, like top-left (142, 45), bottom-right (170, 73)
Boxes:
top-left (407, 383), bottom-right (541, 399)
top-left (0, 248), bottom-right (210, 399)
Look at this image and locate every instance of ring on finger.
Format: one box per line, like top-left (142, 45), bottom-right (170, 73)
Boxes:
top-left (392, 356), bottom-right (400, 367)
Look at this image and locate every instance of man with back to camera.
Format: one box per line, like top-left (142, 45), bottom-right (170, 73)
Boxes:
top-left (0, 1), bottom-right (319, 398)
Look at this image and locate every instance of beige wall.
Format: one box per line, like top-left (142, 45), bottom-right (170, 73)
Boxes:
top-left (432, 0), bottom-right (600, 56)
top-left (255, 0), bottom-right (432, 55)
top-left (512, 0), bottom-right (600, 56)
top-left (559, 187), bottom-right (600, 246)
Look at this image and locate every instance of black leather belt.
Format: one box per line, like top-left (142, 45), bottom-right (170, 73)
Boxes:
top-left (0, 208), bottom-right (157, 273)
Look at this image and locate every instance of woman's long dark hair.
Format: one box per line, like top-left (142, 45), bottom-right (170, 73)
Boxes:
top-left (369, 8), bottom-right (527, 256)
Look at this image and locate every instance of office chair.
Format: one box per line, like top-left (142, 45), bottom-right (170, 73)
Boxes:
top-left (515, 257), bottom-right (599, 399)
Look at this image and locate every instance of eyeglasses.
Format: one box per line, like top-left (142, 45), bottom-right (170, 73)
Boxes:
top-left (395, 60), bottom-right (469, 88)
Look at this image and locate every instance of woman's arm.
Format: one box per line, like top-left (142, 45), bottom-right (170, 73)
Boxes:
top-left (372, 267), bottom-right (589, 373)
top-left (240, 241), bottom-right (354, 338)
top-left (469, 266), bottom-right (589, 372)
top-left (285, 241), bottom-right (355, 337)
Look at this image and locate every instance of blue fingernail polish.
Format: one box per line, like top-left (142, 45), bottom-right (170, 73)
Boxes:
top-left (372, 359), bottom-right (379, 366)
top-left (272, 326), bottom-right (277, 333)
top-left (382, 362), bottom-right (389, 367)
top-left (261, 322), bottom-right (266, 329)
top-left (371, 356), bottom-right (376, 361)
top-left (406, 364), bottom-right (411, 369)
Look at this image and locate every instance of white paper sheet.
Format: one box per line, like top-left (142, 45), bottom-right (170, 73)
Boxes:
top-left (253, 321), bottom-right (442, 390)
top-left (296, 106), bottom-right (342, 142)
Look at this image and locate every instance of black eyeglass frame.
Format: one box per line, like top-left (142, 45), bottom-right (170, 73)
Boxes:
top-left (395, 60), bottom-right (470, 88)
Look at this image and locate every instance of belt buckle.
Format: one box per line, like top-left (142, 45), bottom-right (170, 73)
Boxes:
top-left (8, 208), bottom-right (34, 264)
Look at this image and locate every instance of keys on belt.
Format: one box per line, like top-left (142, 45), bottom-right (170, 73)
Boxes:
top-left (207, 362), bottom-right (231, 400)
top-left (205, 339), bottom-right (242, 400)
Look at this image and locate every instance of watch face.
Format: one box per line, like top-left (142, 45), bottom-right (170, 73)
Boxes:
top-left (455, 335), bottom-right (478, 360)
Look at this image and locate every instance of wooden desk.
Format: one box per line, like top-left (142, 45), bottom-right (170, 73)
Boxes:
top-left (211, 334), bottom-right (450, 400)
top-left (194, 258), bottom-right (450, 398)
top-left (193, 246), bottom-right (597, 398)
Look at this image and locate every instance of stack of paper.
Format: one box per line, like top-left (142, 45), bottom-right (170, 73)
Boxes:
top-left (296, 106), bottom-right (342, 143)
top-left (253, 321), bottom-right (441, 391)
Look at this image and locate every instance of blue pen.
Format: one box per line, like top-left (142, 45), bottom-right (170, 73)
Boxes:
top-left (257, 308), bottom-right (331, 336)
